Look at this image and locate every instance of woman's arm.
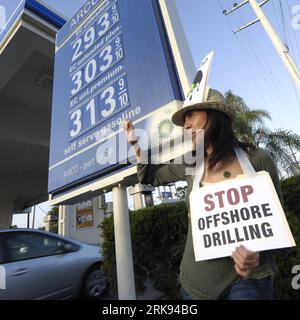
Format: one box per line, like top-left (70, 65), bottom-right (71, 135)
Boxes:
top-left (123, 121), bottom-right (187, 186)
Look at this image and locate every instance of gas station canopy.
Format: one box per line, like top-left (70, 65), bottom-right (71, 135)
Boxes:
top-left (0, 0), bottom-right (65, 212)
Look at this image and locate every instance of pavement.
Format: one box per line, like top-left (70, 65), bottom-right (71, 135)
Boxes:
top-left (102, 280), bottom-right (164, 300)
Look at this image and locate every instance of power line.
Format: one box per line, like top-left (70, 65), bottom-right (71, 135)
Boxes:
top-left (246, 28), bottom-right (300, 119)
top-left (234, 12), bottom-right (297, 116)
top-left (277, 0), bottom-right (299, 63)
top-left (277, 0), bottom-right (300, 111)
top-left (284, 0), bottom-right (300, 64)
top-left (217, 0), bottom-right (285, 118)
top-left (217, 0), bottom-right (234, 32)
top-left (219, 0), bottom-right (300, 124)
top-left (217, 0), bottom-right (282, 123)
top-left (271, 0), bottom-right (285, 42)
top-left (244, 28), bottom-right (295, 104)
top-left (37, 204), bottom-right (48, 215)
top-left (232, 1), bottom-right (296, 116)
top-left (243, 33), bottom-right (296, 120)
top-left (233, 0), bottom-right (300, 89)
top-left (237, 38), bottom-right (269, 108)
top-left (222, 0), bottom-right (300, 92)
top-left (278, 0), bottom-right (289, 47)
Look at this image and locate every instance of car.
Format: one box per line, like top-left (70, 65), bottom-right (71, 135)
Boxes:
top-left (0, 229), bottom-right (107, 300)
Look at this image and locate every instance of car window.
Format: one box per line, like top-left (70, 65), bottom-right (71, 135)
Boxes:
top-left (3, 232), bottom-right (71, 262)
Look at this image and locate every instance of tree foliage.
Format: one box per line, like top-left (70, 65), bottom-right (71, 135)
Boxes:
top-left (225, 90), bottom-right (300, 177)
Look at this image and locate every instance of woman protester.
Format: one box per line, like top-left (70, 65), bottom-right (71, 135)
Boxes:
top-left (123, 88), bottom-right (287, 300)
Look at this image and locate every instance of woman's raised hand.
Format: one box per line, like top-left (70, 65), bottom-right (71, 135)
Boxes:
top-left (123, 120), bottom-right (141, 162)
top-left (123, 120), bottom-right (137, 145)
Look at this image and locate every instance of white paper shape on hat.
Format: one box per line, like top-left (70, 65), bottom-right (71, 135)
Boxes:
top-left (184, 51), bottom-right (214, 108)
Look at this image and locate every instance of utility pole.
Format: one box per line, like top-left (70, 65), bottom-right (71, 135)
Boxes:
top-left (223, 0), bottom-right (300, 90)
top-left (27, 212), bottom-right (30, 229)
top-left (32, 205), bottom-right (36, 229)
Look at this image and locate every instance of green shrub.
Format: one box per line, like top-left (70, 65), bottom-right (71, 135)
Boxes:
top-left (100, 212), bottom-right (117, 293)
top-left (273, 175), bottom-right (300, 299)
top-left (274, 212), bottom-right (300, 300)
top-left (281, 174), bottom-right (300, 216)
top-left (100, 202), bottom-right (188, 299)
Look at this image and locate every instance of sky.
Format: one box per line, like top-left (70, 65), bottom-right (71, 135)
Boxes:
top-left (1, 0), bottom-right (299, 227)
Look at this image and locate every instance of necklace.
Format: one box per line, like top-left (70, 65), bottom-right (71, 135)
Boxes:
top-left (223, 171), bottom-right (231, 178)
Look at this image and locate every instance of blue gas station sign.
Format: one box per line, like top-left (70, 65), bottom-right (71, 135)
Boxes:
top-left (49, 0), bottom-right (183, 196)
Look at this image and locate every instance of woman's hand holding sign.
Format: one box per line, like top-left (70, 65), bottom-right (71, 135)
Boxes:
top-left (232, 245), bottom-right (260, 277)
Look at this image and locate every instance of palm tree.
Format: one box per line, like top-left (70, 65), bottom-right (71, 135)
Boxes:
top-left (225, 90), bottom-right (300, 177)
top-left (225, 90), bottom-right (271, 144)
top-left (261, 129), bottom-right (300, 176)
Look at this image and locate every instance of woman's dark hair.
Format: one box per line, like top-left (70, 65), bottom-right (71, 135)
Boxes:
top-left (203, 109), bottom-right (256, 171)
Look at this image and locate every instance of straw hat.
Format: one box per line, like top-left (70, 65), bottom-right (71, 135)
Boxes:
top-left (171, 88), bottom-right (235, 127)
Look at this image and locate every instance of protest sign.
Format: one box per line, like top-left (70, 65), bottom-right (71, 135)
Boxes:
top-left (189, 171), bottom-right (295, 261)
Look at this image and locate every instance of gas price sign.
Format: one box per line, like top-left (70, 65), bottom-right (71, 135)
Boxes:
top-left (49, 0), bottom-right (183, 197)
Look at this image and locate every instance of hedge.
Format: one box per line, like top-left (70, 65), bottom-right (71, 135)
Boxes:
top-left (100, 202), bottom-right (188, 299)
top-left (281, 174), bottom-right (300, 216)
top-left (274, 211), bottom-right (300, 300)
top-left (100, 175), bottom-right (300, 299)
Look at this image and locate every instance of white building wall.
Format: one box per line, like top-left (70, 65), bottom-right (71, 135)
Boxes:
top-left (0, 203), bottom-right (12, 229)
top-left (58, 197), bottom-right (106, 245)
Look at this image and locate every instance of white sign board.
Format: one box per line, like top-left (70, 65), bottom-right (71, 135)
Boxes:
top-left (190, 171), bottom-right (295, 261)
